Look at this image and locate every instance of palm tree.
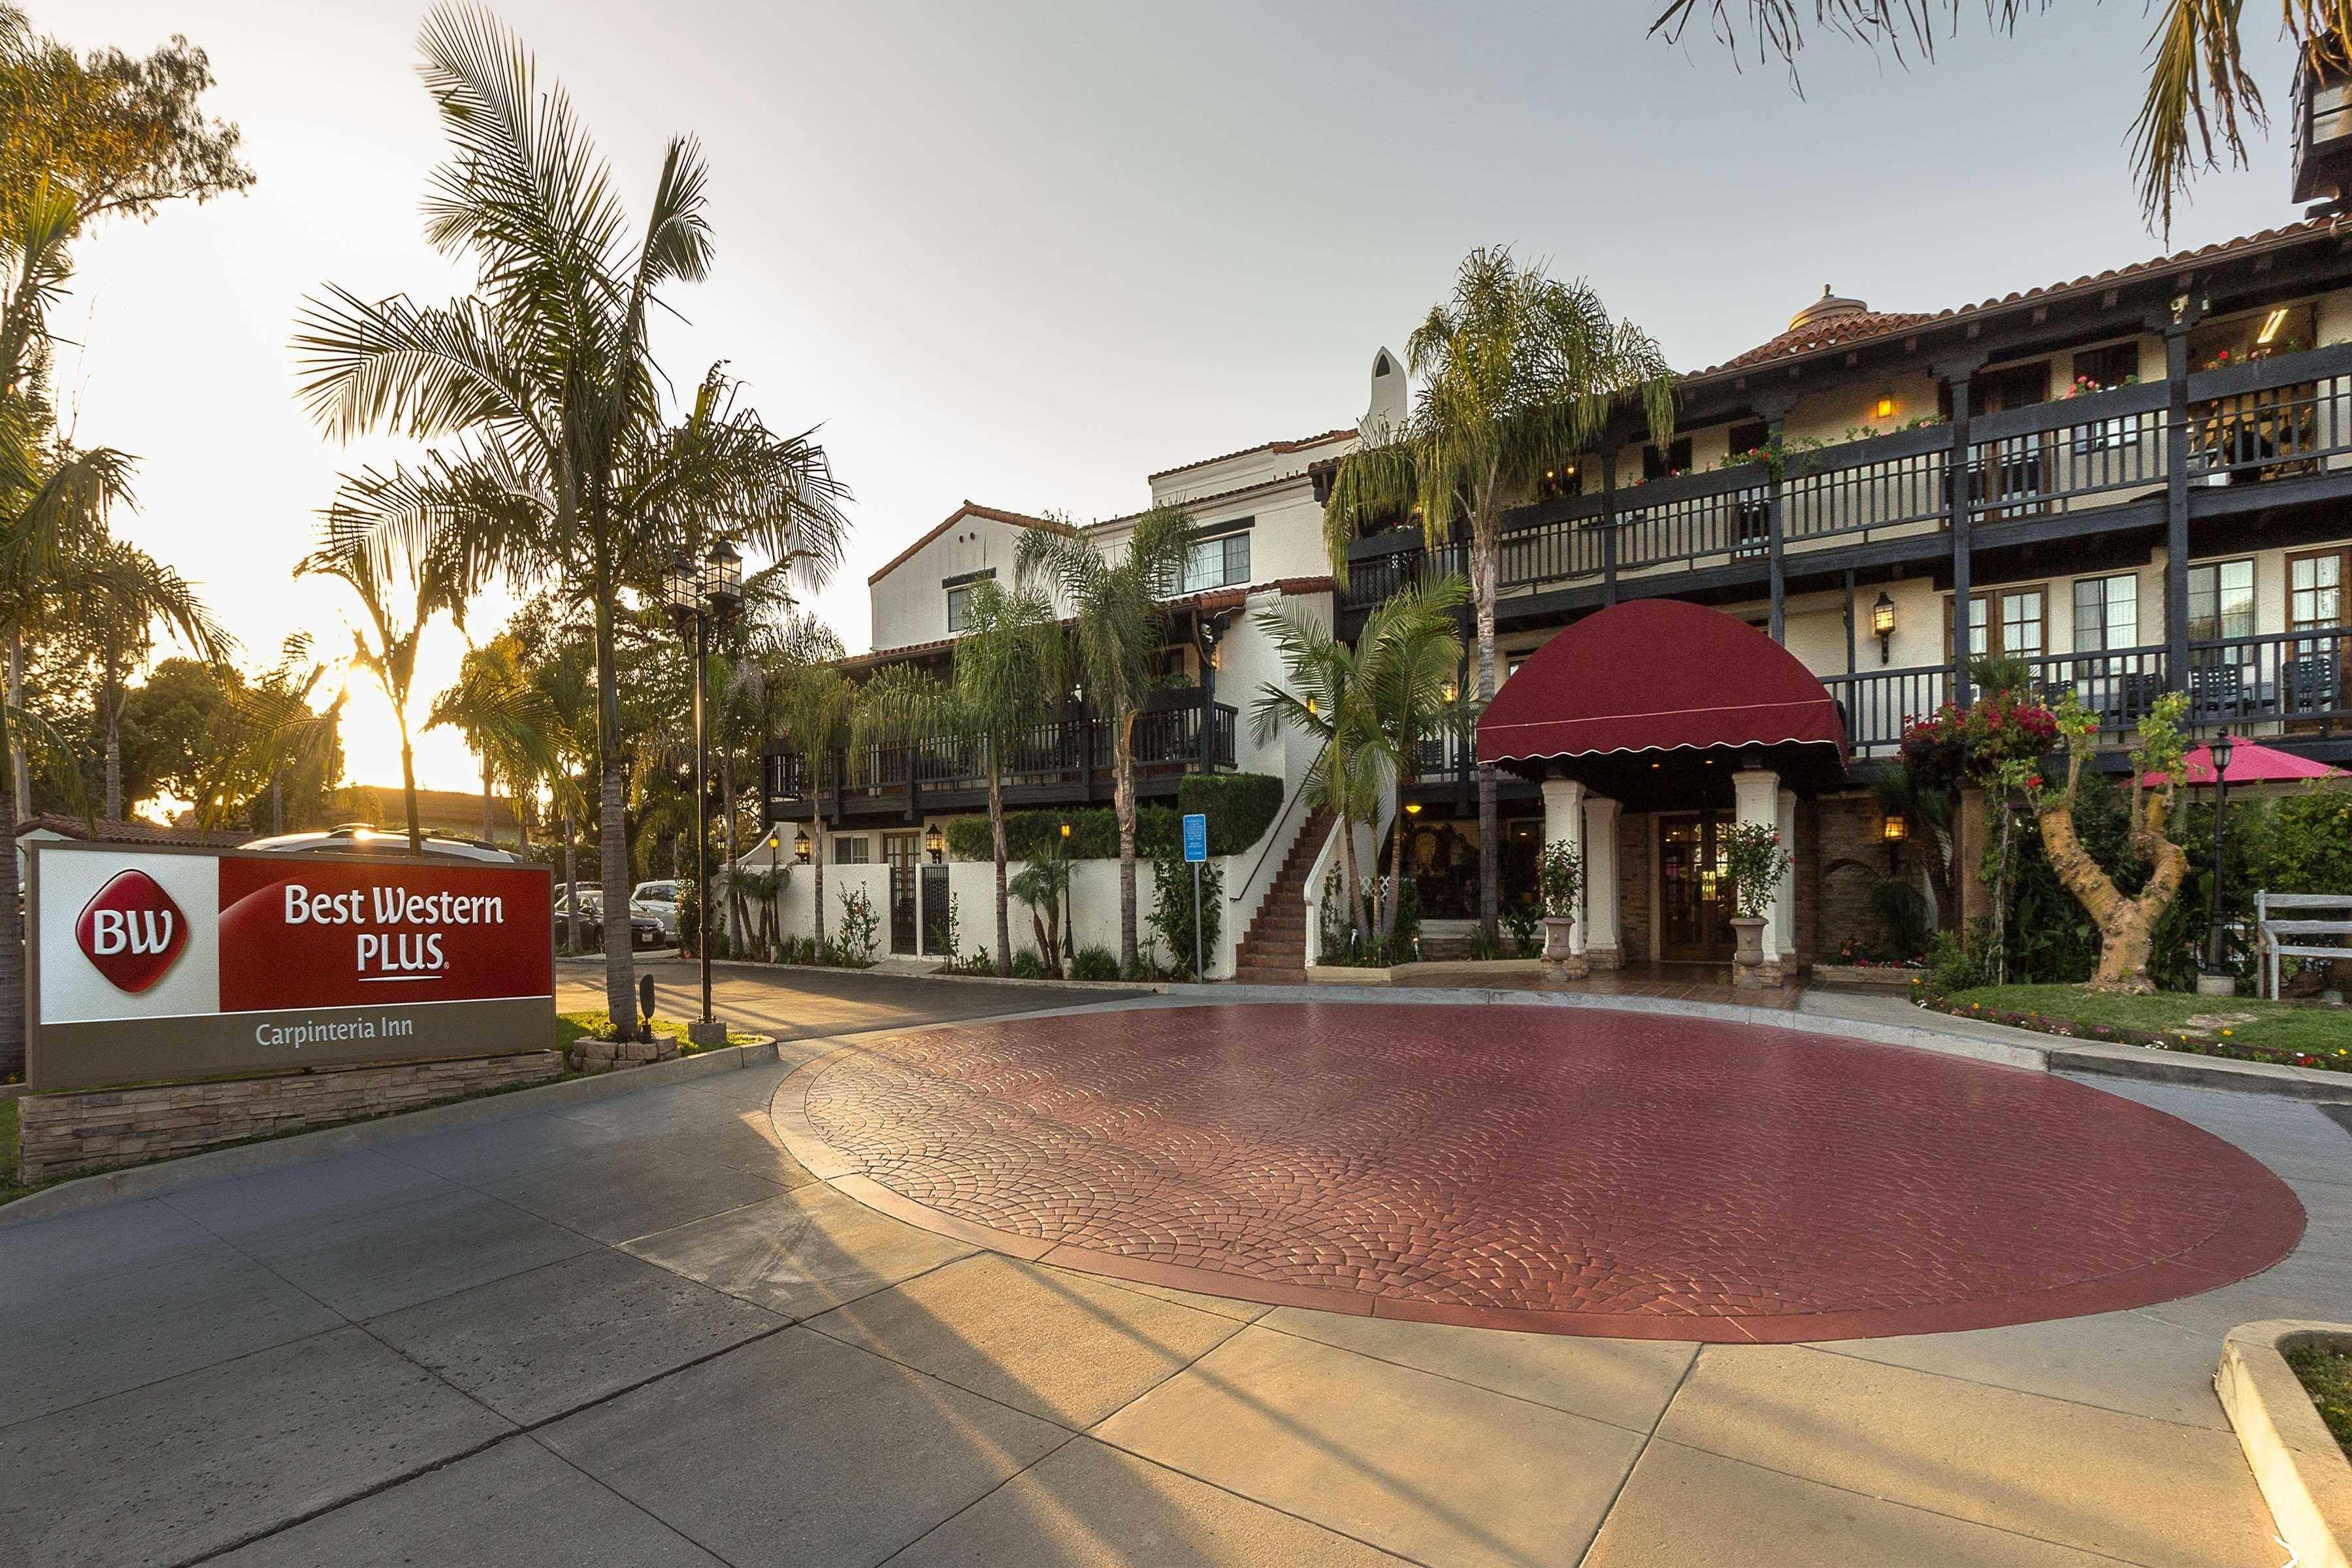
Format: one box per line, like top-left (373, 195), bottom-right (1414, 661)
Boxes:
top-left (1015, 506), bottom-right (1192, 971)
top-left (765, 612), bottom-right (853, 951)
top-left (57, 535), bottom-right (232, 821)
top-left (1358, 577), bottom-right (1470, 943)
top-left (291, 7), bottom-right (849, 1036)
top-left (221, 633), bottom-right (344, 834)
top-left (1324, 246), bottom-right (1673, 941)
top-left (297, 522), bottom-right (466, 855)
top-left (1646, 1), bottom-right (2352, 234)
top-left (427, 630), bottom-right (563, 848)
top-left (1249, 600), bottom-right (1385, 951)
top-left (951, 579), bottom-right (1059, 975)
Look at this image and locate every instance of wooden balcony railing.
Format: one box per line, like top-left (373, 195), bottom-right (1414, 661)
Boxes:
top-left (1340, 343), bottom-right (2352, 611)
top-left (762, 702), bottom-right (1239, 811)
top-left (1821, 627), bottom-right (2351, 757)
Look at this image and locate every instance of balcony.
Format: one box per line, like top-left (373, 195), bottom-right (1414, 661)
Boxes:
top-left (1822, 627), bottom-right (2352, 757)
top-left (1341, 343), bottom-right (2352, 612)
top-left (762, 701), bottom-right (1240, 822)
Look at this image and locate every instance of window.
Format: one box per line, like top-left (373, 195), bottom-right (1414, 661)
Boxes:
top-left (2072, 574), bottom-right (2139, 651)
top-left (943, 569), bottom-right (994, 633)
top-left (2070, 342), bottom-right (2140, 393)
top-left (2189, 302), bottom-right (2316, 368)
top-left (2290, 548), bottom-right (2346, 631)
top-left (1725, 421), bottom-right (1768, 459)
top-left (832, 836), bottom-right (872, 865)
top-left (1181, 531), bottom-right (1250, 593)
top-left (2187, 559), bottom-right (2256, 644)
top-left (1641, 437), bottom-right (1693, 482)
top-left (1947, 585), bottom-right (2046, 660)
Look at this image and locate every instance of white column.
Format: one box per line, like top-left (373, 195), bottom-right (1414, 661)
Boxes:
top-left (1541, 777), bottom-right (1587, 954)
top-left (1775, 787), bottom-right (1799, 964)
top-left (1582, 794), bottom-right (1621, 967)
top-left (1731, 766), bottom-right (1783, 963)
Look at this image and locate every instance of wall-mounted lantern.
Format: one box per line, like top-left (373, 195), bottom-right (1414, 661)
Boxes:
top-left (1881, 811), bottom-right (1907, 874)
top-left (924, 824), bottom-right (945, 864)
top-left (793, 826), bottom-right (811, 864)
top-left (1871, 591), bottom-right (1897, 664)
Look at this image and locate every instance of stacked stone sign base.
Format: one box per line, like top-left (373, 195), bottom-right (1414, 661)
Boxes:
top-left (16, 1051), bottom-right (563, 1183)
top-left (569, 1035), bottom-right (681, 1072)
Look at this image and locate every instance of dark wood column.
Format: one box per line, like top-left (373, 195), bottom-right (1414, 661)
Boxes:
top-left (1933, 354), bottom-right (1985, 707)
top-left (2161, 284), bottom-right (2202, 694)
top-left (1600, 451), bottom-right (1619, 608)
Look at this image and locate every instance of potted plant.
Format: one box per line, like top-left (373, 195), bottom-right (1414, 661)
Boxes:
top-left (1720, 821), bottom-right (1792, 984)
top-left (1539, 840), bottom-right (1585, 979)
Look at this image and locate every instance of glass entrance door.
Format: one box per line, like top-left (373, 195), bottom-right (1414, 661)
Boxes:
top-left (1658, 813), bottom-right (1733, 962)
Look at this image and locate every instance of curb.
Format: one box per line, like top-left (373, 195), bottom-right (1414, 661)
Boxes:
top-left (0, 1037), bottom-right (782, 1229)
top-left (555, 952), bottom-right (1166, 994)
top-left (2217, 1320), bottom-right (2352, 1568)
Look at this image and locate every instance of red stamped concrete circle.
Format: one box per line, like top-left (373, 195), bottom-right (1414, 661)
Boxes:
top-left (775, 1003), bottom-right (2304, 1342)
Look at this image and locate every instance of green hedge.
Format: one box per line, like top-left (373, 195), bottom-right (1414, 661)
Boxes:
top-left (941, 772), bottom-right (1281, 862)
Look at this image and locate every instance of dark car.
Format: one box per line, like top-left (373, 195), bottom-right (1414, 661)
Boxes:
top-left (551, 890), bottom-right (664, 951)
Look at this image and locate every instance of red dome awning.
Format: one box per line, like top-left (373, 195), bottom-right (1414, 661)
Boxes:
top-left (1475, 599), bottom-right (1849, 766)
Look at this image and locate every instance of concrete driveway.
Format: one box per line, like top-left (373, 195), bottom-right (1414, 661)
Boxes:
top-left (1, 987), bottom-right (2345, 1567)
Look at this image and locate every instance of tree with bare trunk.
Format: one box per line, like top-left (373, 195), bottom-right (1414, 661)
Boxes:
top-left (2031, 689), bottom-right (2193, 994)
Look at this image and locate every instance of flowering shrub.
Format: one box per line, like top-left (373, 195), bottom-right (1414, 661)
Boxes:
top-left (1901, 689), bottom-right (2058, 789)
top-left (1719, 821), bottom-right (1791, 919)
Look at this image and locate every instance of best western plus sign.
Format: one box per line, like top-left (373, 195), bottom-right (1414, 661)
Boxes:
top-left (28, 843), bottom-right (554, 1092)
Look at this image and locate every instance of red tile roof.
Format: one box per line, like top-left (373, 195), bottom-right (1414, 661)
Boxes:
top-left (1149, 428), bottom-right (1356, 483)
top-left (16, 813), bottom-right (251, 848)
top-left (866, 501), bottom-right (1070, 587)
top-left (1693, 218), bottom-right (2341, 380)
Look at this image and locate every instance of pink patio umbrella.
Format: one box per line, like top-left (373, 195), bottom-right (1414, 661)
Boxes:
top-left (2142, 735), bottom-right (2345, 981)
top-left (2142, 740), bottom-right (2347, 791)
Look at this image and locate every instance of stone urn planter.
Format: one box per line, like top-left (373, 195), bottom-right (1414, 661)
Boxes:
top-left (1541, 915), bottom-right (1588, 981)
top-left (1728, 915), bottom-right (1769, 986)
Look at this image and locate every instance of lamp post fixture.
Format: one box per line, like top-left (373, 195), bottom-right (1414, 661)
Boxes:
top-left (662, 539), bottom-right (743, 1040)
top-left (2204, 732), bottom-right (2237, 979)
top-left (1880, 810), bottom-right (1908, 875)
top-left (1058, 821), bottom-right (1074, 962)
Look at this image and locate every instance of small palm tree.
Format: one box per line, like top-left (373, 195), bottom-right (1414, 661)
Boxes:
top-left (1016, 506), bottom-right (1192, 971)
top-left (1358, 577), bottom-right (1469, 943)
top-left (1324, 246), bottom-right (1673, 941)
top-left (297, 523), bottom-right (466, 855)
top-left (950, 579), bottom-right (1059, 975)
top-left (427, 630), bottom-right (563, 848)
top-left (220, 633), bottom-right (346, 834)
top-left (1249, 603), bottom-right (1384, 950)
top-left (766, 613), bottom-right (854, 951)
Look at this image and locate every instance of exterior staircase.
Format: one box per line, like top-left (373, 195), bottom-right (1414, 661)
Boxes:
top-left (1230, 808), bottom-right (1333, 984)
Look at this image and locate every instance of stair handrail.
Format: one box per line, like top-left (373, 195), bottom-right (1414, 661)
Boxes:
top-left (1233, 737), bottom-right (1331, 906)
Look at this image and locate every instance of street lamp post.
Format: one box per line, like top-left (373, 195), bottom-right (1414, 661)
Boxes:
top-left (664, 540), bottom-right (743, 1042)
top-left (2204, 732), bottom-right (2237, 980)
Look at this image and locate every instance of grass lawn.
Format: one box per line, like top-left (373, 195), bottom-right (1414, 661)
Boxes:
top-left (1934, 981), bottom-right (2352, 1070)
top-left (2286, 1343), bottom-right (2352, 1459)
top-left (0, 1009), bottom-right (762, 1207)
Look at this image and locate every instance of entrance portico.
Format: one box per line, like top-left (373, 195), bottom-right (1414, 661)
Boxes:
top-left (1475, 599), bottom-right (1850, 979)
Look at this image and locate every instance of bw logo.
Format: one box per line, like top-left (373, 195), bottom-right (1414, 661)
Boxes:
top-left (76, 869), bottom-right (189, 993)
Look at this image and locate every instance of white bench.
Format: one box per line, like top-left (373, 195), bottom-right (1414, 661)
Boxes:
top-left (2256, 892), bottom-right (2352, 1000)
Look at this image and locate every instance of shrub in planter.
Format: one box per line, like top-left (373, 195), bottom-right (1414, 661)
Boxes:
top-left (1538, 841), bottom-right (1584, 919)
top-left (1719, 822), bottom-right (1791, 919)
top-left (1071, 945), bottom-right (1120, 981)
top-left (1010, 948), bottom-right (1047, 979)
top-left (1175, 772), bottom-right (1283, 853)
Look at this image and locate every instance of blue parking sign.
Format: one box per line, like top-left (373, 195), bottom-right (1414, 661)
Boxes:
top-left (1182, 813), bottom-right (1209, 864)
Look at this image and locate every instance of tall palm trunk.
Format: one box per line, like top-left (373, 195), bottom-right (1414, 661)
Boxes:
top-left (397, 719), bottom-right (423, 855)
top-left (1384, 783), bottom-right (1407, 944)
top-left (481, 752), bottom-right (495, 843)
top-left (1115, 715), bottom-right (1138, 972)
top-left (1471, 515), bottom-right (1499, 941)
top-left (561, 794), bottom-right (580, 953)
top-left (102, 663), bottom-right (123, 823)
top-left (0, 700), bottom-right (22, 1079)
top-left (1339, 798), bottom-right (1367, 943)
top-left (811, 798), bottom-right (828, 954)
top-left (8, 629), bottom-right (24, 821)
top-left (989, 743), bottom-right (1010, 976)
top-left (593, 601), bottom-right (637, 1036)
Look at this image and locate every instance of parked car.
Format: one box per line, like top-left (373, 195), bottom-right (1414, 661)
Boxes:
top-left (630, 879), bottom-right (681, 939)
top-left (240, 825), bottom-right (528, 866)
top-left (551, 890), bottom-right (664, 951)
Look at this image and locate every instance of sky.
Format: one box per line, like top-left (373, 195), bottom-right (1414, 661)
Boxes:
top-left (59, 0), bottom-right (2304, 798)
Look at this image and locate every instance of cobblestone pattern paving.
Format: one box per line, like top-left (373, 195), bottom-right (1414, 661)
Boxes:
top-left (796, 1004), bottom-right (2306, 1341)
